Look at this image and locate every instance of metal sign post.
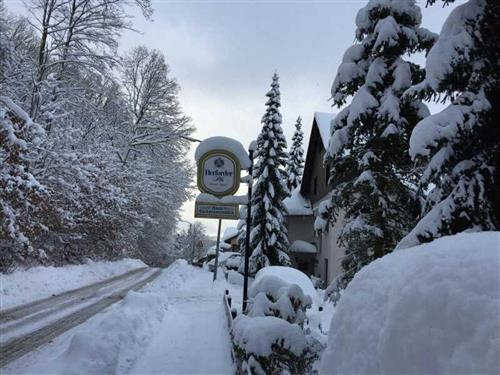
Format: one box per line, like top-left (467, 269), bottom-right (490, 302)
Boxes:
top-left (213, 219), bottom-right (222, 281)
top-left (194, 137), bottom-right (251, 287)
top-left (242, 146), bottom-right (254, 313)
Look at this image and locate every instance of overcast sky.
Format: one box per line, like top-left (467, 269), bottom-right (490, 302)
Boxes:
top-left (6, 0), bottom-right (461, 236)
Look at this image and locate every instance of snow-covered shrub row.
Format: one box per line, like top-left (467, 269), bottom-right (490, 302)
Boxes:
top-left (232, 269), bottom-right (321, 374)
top-left (0, 2), bottom-right (193, 270)
top-left (320, 232), bottom-right (500, 374)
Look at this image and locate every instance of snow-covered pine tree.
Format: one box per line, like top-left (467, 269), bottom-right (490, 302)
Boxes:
top-left (249, 73), bottom-right (291, 273)
top-left (398, 0), bottom-right (500, 248)
top-left (316, 0), bottom-right (437, 295)
top-left (286, 116), bottom-right (305, 191)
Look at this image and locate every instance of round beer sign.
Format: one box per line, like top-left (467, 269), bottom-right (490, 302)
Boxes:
top-left (197, 150), bottom-right (241, 197)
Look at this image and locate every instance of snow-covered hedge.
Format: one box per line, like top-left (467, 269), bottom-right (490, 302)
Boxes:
top-left (248, 275), bottom-right (312, 325)
top-left (320, 232), bottom-right (500, 374)
top-left (232, 268), bottom-right (320, 374)
top-left (232, 315), bottom-right (316, 375)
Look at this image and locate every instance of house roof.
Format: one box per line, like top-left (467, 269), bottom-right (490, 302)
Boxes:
top-left (300, 112), bottom-right (336, 197)
top-left (314, 112), bottom-right (335, 150)
top-left (284, 187), bottom-right (313, 216)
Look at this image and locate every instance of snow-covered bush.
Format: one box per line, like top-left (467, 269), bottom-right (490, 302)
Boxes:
top-left (232, 269), bottom-right (320, 374)
top-left (320, 232), bottom-right (500, 374)
top-left (232, 315), bottom-right (318, 375)
top-left (248, 275), bottom-right (312, 325)
top-left (254, 266), bottom-right (317, 299)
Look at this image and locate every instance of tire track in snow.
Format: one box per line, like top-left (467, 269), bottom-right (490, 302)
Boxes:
top-left (0, 268), bottom-right (161, 367)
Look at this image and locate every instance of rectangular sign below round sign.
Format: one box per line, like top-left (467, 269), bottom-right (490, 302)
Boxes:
top-left (194, 201), bottom-right (239, 220)
top-left (197, 150), bottom-right (241, 197)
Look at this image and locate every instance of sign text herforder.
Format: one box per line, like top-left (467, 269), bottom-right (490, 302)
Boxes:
top-left (197, 150), bottom-right (241, 197)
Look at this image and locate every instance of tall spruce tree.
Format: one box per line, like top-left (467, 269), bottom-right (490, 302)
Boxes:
top-left (316, 0), bottom-right (437, 297)
top-left (286, 116), bottom-right (305, 191)
top-left (398, 0), bottom-right (500, 248)
top-left (249, 73), bottom-right (290, 273)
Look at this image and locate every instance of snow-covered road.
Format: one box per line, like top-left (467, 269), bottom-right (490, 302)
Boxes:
top-left (0, 267), bottom-right (160, 367)
top-left (2, 260), bottom-right (236, 374)
top-left (131, 266), bottom-right (235, 374)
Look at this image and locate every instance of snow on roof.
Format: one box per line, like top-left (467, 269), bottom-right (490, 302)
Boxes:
top-left (195, 136), bottom-right (251, 169)
top-left (314, 112), bottom-right (336, 149)
top-left (222, 226), bottom-right (239, 242)
top-left (289, 240), bottom-right (317, 254)
top-left (205, 242), bottom-right (232, 256)
top-left (283, 187), bottom-right (313, 216)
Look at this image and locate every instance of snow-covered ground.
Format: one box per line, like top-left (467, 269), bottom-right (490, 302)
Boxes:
top-left (3, 260), bottom-right (236, 374)
top-left (320, 232), bottom-right (500, 374)
top-left (132, 261), bottom-right (234, 374)
top-left (1, 258), bottom-right (146, 309)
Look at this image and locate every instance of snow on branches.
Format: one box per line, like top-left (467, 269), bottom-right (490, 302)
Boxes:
top-left (0, 1), bottom-right (193, 268)
top-left (0, 96), bottom-right (46, 269)
top-left (399, 0), bottom-right (500, 248)
top-left (318, 0), bottom-right (437, 292)
top-left (249, 73), bottom-right (291, 274)
top-left (286, 117), bottom-right (305, 192)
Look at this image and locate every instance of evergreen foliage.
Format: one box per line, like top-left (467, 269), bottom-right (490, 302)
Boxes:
top-left (398, 0), bottom-right (500, 248)
top-left (316, 0), bottom-right (437, 296)
top-left (285, 117), bottom-right (305, 191)
top-left (249, 73), bottom-right (291, 274)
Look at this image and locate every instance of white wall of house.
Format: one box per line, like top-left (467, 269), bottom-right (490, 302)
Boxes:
top-left (315, 209), bottom-right (346, 285)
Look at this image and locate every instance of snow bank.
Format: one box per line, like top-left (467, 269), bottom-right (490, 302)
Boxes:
top-left (253, 266), bottom-right (316, 299)
top-left (0, 258), bottom-right (146, 309)
top-left (44, 289), bottom-right (167, 374)
top-left (320, 232), bottom-right (500, 374)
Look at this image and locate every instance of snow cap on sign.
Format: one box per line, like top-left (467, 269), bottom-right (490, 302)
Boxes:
top-left (195, 136), bottom-right (251, 169)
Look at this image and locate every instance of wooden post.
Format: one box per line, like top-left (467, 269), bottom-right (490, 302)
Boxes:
top-left (213, 219), bottom-right (222, 281)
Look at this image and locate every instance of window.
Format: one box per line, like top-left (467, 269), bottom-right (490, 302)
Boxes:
top-left (325, 167), bottom-right (330, 185)
top-left (313, 176), bottom-right (318, 195)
